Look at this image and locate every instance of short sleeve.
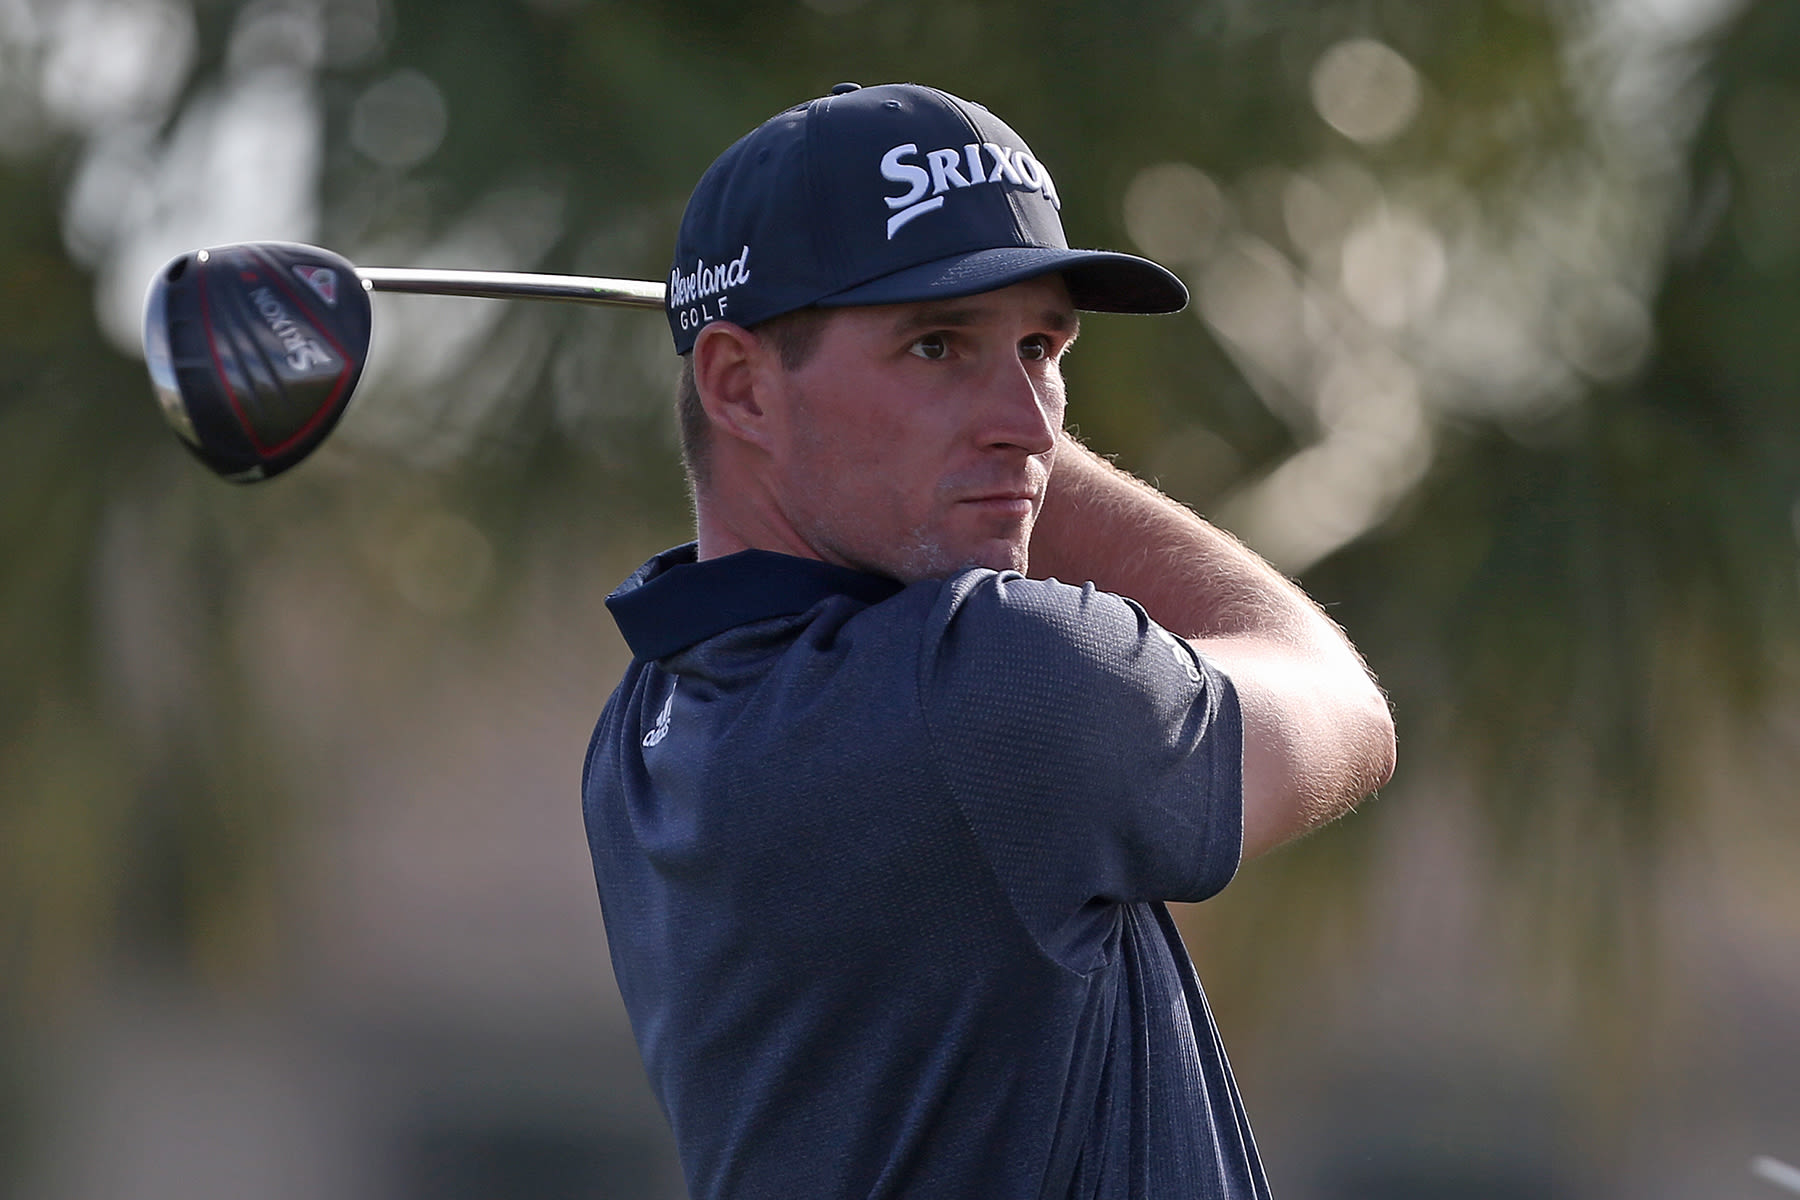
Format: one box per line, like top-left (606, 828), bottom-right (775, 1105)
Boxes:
top-left (916, 570), bottom-right (1243, 962)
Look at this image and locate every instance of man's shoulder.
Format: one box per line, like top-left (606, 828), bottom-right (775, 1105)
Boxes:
top-left (925, 569), bottom-right (1152, 666)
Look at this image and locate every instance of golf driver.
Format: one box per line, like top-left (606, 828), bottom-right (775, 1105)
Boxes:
top-left (142, 241), bottom-right (665, 483)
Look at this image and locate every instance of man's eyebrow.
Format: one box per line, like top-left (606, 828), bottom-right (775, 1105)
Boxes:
top-left (890, 305), bottom-right (982, 335)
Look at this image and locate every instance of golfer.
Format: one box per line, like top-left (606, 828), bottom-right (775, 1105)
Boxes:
top-left (584, 82), bottom-right (1395, 1199)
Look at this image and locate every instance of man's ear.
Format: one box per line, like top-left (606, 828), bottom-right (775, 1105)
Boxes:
top-left (692, 321), bottom-right (782, 453)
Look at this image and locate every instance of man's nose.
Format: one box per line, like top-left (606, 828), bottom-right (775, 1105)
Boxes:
top-left (978, 356), bottom-right (1060, 456)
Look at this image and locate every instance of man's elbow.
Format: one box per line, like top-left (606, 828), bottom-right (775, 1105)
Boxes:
top-left (1359, 685), bottom-right (1397, 796)
top-left (1237, 678), bottom-right (1394, 860)
top-left (1307, 679), bottom-right (1395, 829)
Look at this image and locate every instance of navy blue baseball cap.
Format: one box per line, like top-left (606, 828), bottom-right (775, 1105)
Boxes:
top-left (666, 82), bottom-right (1189, 353)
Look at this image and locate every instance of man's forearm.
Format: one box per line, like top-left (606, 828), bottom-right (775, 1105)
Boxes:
top-left (1029, 436), bottom-right (1329, 647)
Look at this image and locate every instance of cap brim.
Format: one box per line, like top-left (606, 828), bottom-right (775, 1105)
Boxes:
top-left (815, 246), bottom-right (1188, 315)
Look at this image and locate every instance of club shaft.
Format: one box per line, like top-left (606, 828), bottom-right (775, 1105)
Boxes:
top-left (356, 266), bottom-right (665, 309)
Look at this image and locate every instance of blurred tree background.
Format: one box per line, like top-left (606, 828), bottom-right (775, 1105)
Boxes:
top-left (4, 0), bottom-right (1798, 1196)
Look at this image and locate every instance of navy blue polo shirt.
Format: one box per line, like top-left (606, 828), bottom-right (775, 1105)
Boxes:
top-left (583, 545), bottom-right (1269, 1199)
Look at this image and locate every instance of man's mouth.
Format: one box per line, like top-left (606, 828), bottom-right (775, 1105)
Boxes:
top-left (958, 491), bottom-right (1038, 514)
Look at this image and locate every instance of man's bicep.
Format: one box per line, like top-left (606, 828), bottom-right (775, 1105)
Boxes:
top-left (1191, 635), bottom-right (1394, 861)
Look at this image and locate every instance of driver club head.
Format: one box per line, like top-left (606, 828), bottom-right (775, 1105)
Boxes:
top-left (144, 241), bottom-right (373, 483)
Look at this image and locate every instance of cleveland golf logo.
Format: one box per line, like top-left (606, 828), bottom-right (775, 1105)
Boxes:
top-left (880, 141), bottom-right (1061, 239)
top-left (250, 286), bottom-right (334, 372)
top-left (668, 246), bottom-right (751, 333)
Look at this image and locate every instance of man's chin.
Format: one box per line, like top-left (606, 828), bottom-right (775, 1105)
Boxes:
top-left (974, 540), bottom-right (1032, 575)
top-left (900, 539), bottom-right (1029, 582)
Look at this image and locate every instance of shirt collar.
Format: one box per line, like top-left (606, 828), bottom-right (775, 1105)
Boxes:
top-left (605, 543), bottom-right (906, 660)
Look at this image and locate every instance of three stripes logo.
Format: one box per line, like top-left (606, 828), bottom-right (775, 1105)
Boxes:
top-left (643, 687), bottom-right (674, 748)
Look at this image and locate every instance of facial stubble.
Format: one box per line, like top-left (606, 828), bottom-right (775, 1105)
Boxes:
top-left (782, 384), bottom-right (1040, 584)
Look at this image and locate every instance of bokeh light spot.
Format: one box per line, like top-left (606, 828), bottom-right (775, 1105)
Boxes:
top-left (1311, 37), bottom-right (1422, 145)
top-left (1339, 208), bottom-right (1447, 329)
top-left (388, 509), bottom-right (494, 616)
top-left (40, 0), bottom-right (195, 133)
top-left (1124, 162), bottom-right (1227, 268)
top-left (1553, 283), bottom-right (1652, 383)
top-left (350, 68), bottom-right (447, 168)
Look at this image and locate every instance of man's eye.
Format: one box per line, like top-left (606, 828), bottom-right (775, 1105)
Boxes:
top-left (1019, 335), bottom-right (1052, 361)
top-left (908, 334), bottom-right (950, 361)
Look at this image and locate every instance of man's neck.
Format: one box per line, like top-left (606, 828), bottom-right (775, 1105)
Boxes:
top-left (693, 489), bottom-right (818, 565)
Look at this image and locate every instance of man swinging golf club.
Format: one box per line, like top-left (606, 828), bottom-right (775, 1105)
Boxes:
top-left (583, 81), bottom-right (1395, 1199)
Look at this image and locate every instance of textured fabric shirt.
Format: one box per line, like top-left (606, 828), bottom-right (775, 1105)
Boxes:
top-left (583, 544), bottom-right (1270, 1199)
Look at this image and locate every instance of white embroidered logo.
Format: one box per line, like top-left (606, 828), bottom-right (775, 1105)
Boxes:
top-left (643, 687), bottom-right (674, 748)
top-left (668, 245), bottom-right (752, 334)
top-left (879, 141), bottom-right (1061, 239)
top-left (1154, 628), bottom-right (1203, 683)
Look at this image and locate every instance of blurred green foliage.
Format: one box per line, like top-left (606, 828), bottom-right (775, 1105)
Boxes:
top-left (3, 0), bottom-right (1797, 1100)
